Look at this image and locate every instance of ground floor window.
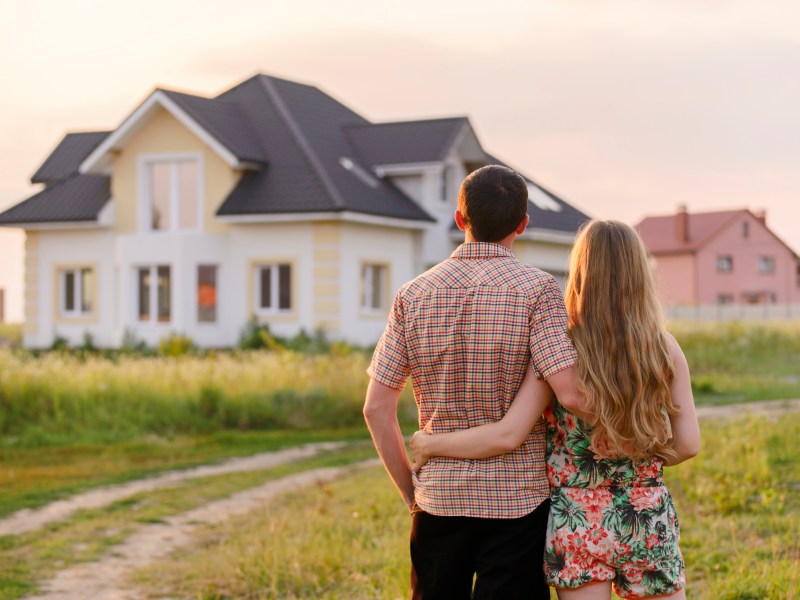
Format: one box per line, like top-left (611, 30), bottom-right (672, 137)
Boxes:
top-left (361, 263), bottom-right (388, 312)
top-left (255, 263), bottom-right (292, 314)
top-left (197, 265), bottom-right (218, 323)
top-left (137, 265), bottom-right (171, 323)
top-left (59, 267), bottom-right (94, 317)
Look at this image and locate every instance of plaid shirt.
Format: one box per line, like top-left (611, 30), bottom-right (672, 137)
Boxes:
top-left (368, 242), bottom-right (577, 519)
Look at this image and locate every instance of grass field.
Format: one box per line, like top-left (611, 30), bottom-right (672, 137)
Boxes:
top-left (130, 412), bottom-right (800, 600)
top-left (0, 322), bottom-right (798, 597)
top-left (0, 442), bottom-right (377, 600)
top-left (671, 321), bottom-right (800, 405)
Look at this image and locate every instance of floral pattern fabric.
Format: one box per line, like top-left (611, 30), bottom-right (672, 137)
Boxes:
top-left (543, 401), bottom-right (685, 599)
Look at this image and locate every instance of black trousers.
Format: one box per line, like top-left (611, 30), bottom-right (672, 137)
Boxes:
top-left (410, 498), bottom-right (550, 600)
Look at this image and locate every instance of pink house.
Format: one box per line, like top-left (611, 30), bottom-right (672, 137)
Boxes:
top-left (637, 206), bottom-right (800, 306)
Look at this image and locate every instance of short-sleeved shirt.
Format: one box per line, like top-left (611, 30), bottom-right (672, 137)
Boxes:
top-left (367, 242), bottom-right (577, 519)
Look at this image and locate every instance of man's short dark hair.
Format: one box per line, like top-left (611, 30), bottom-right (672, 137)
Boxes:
top-left (457, 165), bottom-right (529, 242)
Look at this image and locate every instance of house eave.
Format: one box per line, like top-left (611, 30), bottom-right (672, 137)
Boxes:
top-left (449, 228), bottom-right (576, 246)
top-left (217, 210), bottom-right (431, 230)
top-left (0, 220), bottom-right (108, 231)
top-left (374, 162), bottom-right (444, 177)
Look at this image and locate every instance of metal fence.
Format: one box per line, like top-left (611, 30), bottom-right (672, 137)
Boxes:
top-left (666, 303), bottom-right (800, 322)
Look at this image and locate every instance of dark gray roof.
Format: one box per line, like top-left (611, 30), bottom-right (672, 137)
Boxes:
top-left (450, 156), bottom-right (591, 235)
top-left (215, 75), bottom-right (434, 221)
top-left (7, 73), bottom-right (589, 229)
top-left (31, 132), bottom-right (109, 184)
top-left (345, 118), bottom-right (468, 166)
top-left (0, 175), bottom-right (110, 224)
top-left (160, 90), bottom-right (267, 164)
top-left (524, 179), bottom-right (591, 233)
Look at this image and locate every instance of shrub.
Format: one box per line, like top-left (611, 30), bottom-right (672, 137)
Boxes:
top-left (158, 333), bottom-right (196, 357)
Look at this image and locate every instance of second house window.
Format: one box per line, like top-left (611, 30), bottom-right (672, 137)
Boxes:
top-left (144, 159), bottom-right (200, 232)
top-left (137, 265), bottom-right (171, 324)
top-left (361, 264), bottom-right (388, 312)
top-left (256, 264), bottom-right (292, 313)
top-left (60, 267), bottom-right (94, 317)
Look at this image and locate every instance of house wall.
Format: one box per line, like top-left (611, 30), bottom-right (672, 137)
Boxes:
top-left (339, 222), bottom-right (419, 346)
top-left (696, 213), bottom-right (800, 304)
top-left (227, 222), bottom-right (316, 342)
top-left (24, 229), bottom-right (116, 348)
top-left (110, 107), bottom-right (239, 236)
top-left (514, 239), bottom-right (571, 289)
top-left (0, 227), bottom-right (24, 323)
top-left (651, 253), bottom-right (697, 306)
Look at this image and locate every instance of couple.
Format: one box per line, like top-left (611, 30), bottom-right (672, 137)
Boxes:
top-left (363, 165), bottom-right (700, 599)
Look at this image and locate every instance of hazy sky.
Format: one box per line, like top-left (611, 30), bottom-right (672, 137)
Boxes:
top-left (1, 0), bottom-right (798, 251)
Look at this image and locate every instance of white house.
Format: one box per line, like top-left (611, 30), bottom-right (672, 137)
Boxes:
top-left (0, 74), bottom-right (590, 349)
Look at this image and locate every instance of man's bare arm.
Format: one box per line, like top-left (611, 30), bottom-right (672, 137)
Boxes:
top-left (363, 378), bottom-right (415, 511)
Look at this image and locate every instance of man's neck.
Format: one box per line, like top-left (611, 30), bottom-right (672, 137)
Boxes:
top-left (463, 230), bottom-right (516, 250)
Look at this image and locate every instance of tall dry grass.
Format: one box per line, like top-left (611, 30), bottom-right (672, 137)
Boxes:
top-left (0, 350), bottom-right (415, 446)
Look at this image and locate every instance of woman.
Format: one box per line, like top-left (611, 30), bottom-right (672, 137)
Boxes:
top-left (410, 220), bottom-right (700, 600)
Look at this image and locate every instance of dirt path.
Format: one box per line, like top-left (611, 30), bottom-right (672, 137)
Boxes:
top-left (11, 398), bottom-right (800, 599)
top-left (25, 459), bottom-right (380, 600)
top-left (5, 398), bottom-right (797, 539)
top-left (0, 441), bottom-right (346, 537)
top-left (695, 397), bottom-right (800, 420)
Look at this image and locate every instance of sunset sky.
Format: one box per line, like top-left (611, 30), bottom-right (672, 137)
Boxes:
top-left (1, 0), bottom-right (798, 257)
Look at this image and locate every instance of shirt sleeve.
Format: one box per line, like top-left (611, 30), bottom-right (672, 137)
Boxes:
top-left (367, 290), bottom-right (410, 390)
top-left (530, 276), bottom-right (577, 380)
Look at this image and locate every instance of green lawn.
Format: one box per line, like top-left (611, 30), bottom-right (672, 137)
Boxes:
top-left (0, 442), bottom-right (377, 600)
top-left (671, 321), bottom-right (800, 405)
top-left (130, 412), bottom-right (800, 600)
top-left (0, 428), bottom-right (372, 518)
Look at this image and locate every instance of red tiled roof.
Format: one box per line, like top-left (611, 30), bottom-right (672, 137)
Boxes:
top-left (636, 209), bottom-right (746, 254)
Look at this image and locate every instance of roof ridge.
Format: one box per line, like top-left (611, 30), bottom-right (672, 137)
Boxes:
top-left (438, 119), bottom-right (471, 161)
top-left (344, 116), bottom-right (469, 129)
top-left (257, 75), bottom-right (346, 210)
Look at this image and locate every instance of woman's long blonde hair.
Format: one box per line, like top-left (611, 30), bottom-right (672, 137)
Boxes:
top-left (565, 220), bottom-right (678, 460)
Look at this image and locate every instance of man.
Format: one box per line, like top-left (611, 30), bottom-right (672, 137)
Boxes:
top-left (364, 165), bottom-right (582, 598)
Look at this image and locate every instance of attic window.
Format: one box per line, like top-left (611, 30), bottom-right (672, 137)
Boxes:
top-left (527, 184), bottom-right (562, 212)
top-left (339, 157), bottom-right (379, 189)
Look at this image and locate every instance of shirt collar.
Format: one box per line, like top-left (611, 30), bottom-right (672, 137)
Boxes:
top-left (450, 242), bottom-right (515, 260)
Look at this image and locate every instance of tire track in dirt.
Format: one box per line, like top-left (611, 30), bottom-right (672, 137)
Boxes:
top-left (0, 441), bottom-right (347, 537)
top-left (695, 397), bottom-right (800, 420)
top-left (25, 459), bottom-right (381, 600)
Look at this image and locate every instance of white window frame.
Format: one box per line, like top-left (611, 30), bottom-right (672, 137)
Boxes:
top-left (138, 152), bottom-right (204, 234)
top-left (59, 267), bottom-right (94, 318)
top-left (361, 263), bottom-right (389, 314)
top-left (135, 264), bottom-right (172, 326)
top-left (254, 263), bottom-right (293, 316)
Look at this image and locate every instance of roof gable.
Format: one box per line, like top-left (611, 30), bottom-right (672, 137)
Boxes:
top-left (80, 89), bottom-right (267, 175)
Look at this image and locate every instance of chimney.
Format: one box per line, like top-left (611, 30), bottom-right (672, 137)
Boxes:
top-left (676, 204), bottom-right (689, 243)
top-left (754, 209), bottom-right (766, 225)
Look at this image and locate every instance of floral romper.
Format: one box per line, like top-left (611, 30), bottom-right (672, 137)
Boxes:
top-left (543, 400), bottom-right (685, 599)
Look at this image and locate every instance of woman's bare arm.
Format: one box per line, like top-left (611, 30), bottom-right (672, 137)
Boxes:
top-left (409, 367), bottom-right (552, 471)
top-left (662, 334), bottom-right (701, 466)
